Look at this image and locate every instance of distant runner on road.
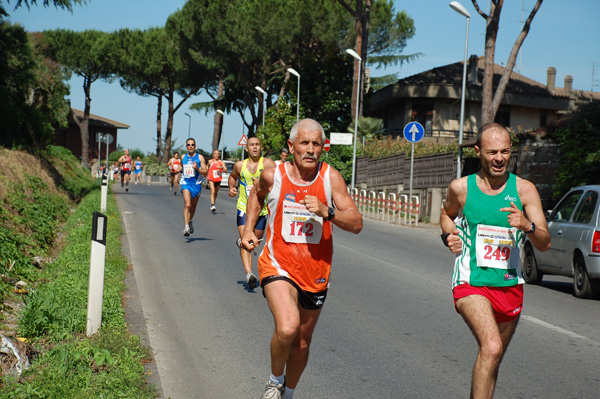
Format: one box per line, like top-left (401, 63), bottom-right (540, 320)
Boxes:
top-left (228, 137), bottom-right (276, 289)
top-left (180, 139), bottom-right (207, 237)
top-left (168, 152), bottom-right (182, 195)
top-left (440, 122), bottom-right (550, 399)
top-left (134, 156), bottom-right (143, 185)
top-left (242, 119), bottom-right (363, 399)
top-left (118, 149), bottom-right (133, 192)
top-left (207, 150), bottom-right (228, 213)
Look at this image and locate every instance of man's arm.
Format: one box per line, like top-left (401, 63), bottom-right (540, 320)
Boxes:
top-left (242, 167), bottom-right (274, 250)
top-left (501, 179), bottom-right (551, 252)
top-left (440, 178), bottom-right (467, 254)
top-left (300, 167), bottom-right (363, 234)
top-left (228, 161), bottom-right (242, 197)
top-left (197, 155), bottom-right (208, 177)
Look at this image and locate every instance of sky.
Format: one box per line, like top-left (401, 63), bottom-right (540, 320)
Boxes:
top-left (8, 0), bottom-right (600, 155)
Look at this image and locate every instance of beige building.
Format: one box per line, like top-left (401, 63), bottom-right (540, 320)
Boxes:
top-left (370, 55), bottom-right (599, 144)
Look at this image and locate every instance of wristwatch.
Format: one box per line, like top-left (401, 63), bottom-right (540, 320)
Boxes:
top-left (524, 221), bottom-right (536, 234)
top-left (441, 233), bottom-right (451, 247)
top-left (325, 207), bottom-right (335, 221)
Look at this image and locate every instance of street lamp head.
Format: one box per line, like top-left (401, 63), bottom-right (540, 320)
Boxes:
top-left (449, 1), bottom-right (470, 18)
top-left (287, 67), bottom-right (300, 78)
top-left (345, 48), bottom-right (362, 62)
top-left (184, 112), bottom-right (191, 118)
top-left (254, 86), bottom-right (266, 95)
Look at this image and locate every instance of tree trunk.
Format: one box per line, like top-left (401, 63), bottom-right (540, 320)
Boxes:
top-left (162, 91), bottom-right (175, 163)
top-left (80, 76), bottom-right (92, 167)
top-left (474, 0), bottom-right (544, 124)
top-left (156, 95), bottom-right (163, 158)
top-left (341, 0), bottom-right (372, 122)
top-left (212, 76), bottom-right (225, 151)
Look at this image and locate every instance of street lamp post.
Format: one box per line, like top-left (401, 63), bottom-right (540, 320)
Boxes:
top-left (184, 112), bottom-right (191, 139)
top-left (346, 48), bottom-right (362, 191)
top-left (449, 1), bottom-right (470, 179)
top-left (287, 67), bottom-right (300, 122)
top-left (254, 86), bottom-right (266, 128)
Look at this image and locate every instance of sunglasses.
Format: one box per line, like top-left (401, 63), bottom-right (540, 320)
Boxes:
top-left (186, 143), bottom-right (195, 147)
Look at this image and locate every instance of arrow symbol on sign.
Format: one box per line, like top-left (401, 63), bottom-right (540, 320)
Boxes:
top-left (409, 124), bottom-right (419, 141)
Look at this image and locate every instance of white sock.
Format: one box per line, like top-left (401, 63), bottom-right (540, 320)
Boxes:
top-left (283, 387), bottom-right (295, 398)
top-left (270, 373), bottom-right (285, 385)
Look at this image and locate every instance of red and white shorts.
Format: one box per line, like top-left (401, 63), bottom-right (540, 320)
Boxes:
top-left (453, 283), bottom-right (523, 323)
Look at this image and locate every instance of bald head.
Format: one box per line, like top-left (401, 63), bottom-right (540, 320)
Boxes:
top-left (475, 123), bottom-right (510, 148)
top-left (289, 119), bottom-right (326, 143)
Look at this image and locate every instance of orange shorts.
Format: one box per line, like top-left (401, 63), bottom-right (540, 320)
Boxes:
top-left (453, 283), bottom-right (523, 323)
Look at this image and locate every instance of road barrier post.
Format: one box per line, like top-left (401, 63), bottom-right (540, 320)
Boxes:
top-left (100, 174), bottom-right (108, 212)
top-left (86, 211), bottom-right (107, 336)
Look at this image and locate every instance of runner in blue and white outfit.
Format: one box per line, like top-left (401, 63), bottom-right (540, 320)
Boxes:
top-left (180, 138), bottom-right (208, 237)
top-left (133, 156), bottom-right (143, 185)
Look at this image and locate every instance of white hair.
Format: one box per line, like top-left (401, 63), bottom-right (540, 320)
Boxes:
top-left (289, 118), bottom-right (326, 143)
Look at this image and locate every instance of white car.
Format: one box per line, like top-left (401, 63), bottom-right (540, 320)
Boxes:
top-left (220, 161), bottom-right (235, 187)
top-left (524, 185), bottom-right (600, 298)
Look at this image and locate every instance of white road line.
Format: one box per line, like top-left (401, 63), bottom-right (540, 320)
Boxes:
top-left (522, 315), bottom-right (588, 340)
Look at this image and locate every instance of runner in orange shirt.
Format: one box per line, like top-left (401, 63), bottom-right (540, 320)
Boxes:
top-left (242, 118), bottom-right (363, 399)
top-left (167, 152), bottom-right (182, 195)
top-left (207, 150), bottom-right (228, 213)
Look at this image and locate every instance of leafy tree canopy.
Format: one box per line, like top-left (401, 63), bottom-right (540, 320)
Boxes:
top-left (551, 100), bottom-right (600, 198)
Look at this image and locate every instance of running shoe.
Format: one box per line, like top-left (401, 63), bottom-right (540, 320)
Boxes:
top-left (262, 380), bottom-right (285, 399)
top-left (183, 225), bottom-right (190, 237)
top-left (126, 186), bottom-right (129, 192)
top-left (211, 205), bottom-right (216, 213)
top-left (174, 190), bottom-right (177, 195)
top-left (246, 273), bottom-right (257, 290)
top-left (170, 186), bottom-right (172, 190)
top-left (189, 221), bottom-right (194, 234)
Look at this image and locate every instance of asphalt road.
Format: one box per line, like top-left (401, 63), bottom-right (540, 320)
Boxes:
top-left (115, 183), bottom-right (600, 399)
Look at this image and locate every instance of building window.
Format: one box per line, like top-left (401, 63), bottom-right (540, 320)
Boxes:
top-left (411, 103), bottom-right (433, 132)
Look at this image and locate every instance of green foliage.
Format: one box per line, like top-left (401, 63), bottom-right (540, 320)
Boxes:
top-left (256, 98), bottom-right (297, 156)
top-left (43, 145), bottom-right (97, 200)
top-left (0, 23), bottom-right (70, 151)
top-left (552, 100), bottom-right (600, 198)
top-left (323, 143), bottom-right (354, 183)
top-left (349, 117), bottom-right (385, 142)
top-left (0, 175), bottom-right (70, 307)
top-left (1, 190), bottom-right (156, 398)
top-left (143, 156), bottom-right (169, 176)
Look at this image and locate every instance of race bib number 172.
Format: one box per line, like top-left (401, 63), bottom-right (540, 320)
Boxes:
top-left (281, 200), bottom-right (323, 244)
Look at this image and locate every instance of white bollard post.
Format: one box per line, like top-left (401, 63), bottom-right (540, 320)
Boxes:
top-left (387, 193), bottom-right (396, 223)
top-left (412, 195), bottom-right (420, 227)
top-left (378, 192), bottom-right (386, 220)
top-left (86, 211), bottom-right (107, 336)
top-left (100, 175), bottom-right (108, 212)
top-left (360, 190), bottom-right (367, 215)
top-left (400, 194), bottom-right (408, 225)
top-left (368, 191), bottom-right (376, 219)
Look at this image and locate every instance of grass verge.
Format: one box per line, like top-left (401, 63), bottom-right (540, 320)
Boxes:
top-left (0, 152), bottom-right (156, 397)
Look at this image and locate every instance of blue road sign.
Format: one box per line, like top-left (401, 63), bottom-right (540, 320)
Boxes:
top-left (403, 121), bottom-right (425, 143)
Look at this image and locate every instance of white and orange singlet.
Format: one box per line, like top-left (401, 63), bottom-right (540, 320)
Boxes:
top-left (258, 162), bottom-right (333, 293)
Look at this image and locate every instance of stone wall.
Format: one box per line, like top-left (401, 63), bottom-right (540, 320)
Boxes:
top-left (515, 131), bottom-right (560, 210)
